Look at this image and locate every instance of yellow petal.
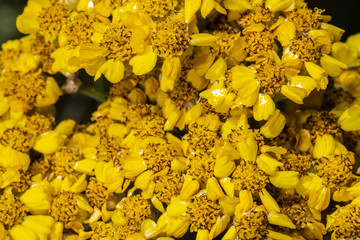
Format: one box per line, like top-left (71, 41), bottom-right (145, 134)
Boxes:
top-left (267, 212), bottom-right (296, 229)
top-left (259, 188), bottom-right (280, 213)
top-left (206, 178), bottom-right (225, 201)
top-left (21, 215), bottom-right (54, 236)
top-left (295, 173), bottom-right (323, 196)
top-left (269, 171), bottom-right (299, 189)
top-left (190, 33), bottom-right (219, 46)
top-left (304, 62), bottom-right (328, 90)
top-left (205, 57), bottom-right (227, 83)
top-left (167, 197), bottom-right (189, 216)
top-left (33, 131), bottom-right (65, 154)
top-left (253, 93), bottom-right (275, 121)
top-left (260, 109), bottom-right (286, 138)
top-left (221, 225), bottom-right (237, 240)
top-left (161, 57), bottom-right (181, 92)
top-left (274, 20), bottom-right (296, 47)
top-left (141, 219), bottom-right (163, 239)
top-left (9, 224), bottom-right (38, 240)
top-left (214, 155), bottom-right (236, 178)
top-left (135, 170), bottom-right (154, 191)
top-left (338, 104), bottom-right (360, 131)
top-left (94, 59), bottom-right (124, 83)
top-left (185, 0), bottom-right (201, 23)
top-left (0, 146), bottom-right (30, 171)
top-left (236, 190), bottom-right (253, 213)
top-left (308, 186), bottom-right (330, 211)
top-left (346, 33), bottom-right (360, 55)
top-left (236, 136), bottom-right (258, 163)
top-left (313, 134), bottom-right (335, 158)
top-left (129, 46), bottom-right (157, 75)
top-left (290, 75), bottom-right (317, 96)
top-left (256, 153), bottom-right (283, 176)
top-left (20, 182), bottom-right (51, 214)
top-left (180, 175), bottom-right (200, 199)
top-left (55, 119), bottom-right (76, 136)
top-left (320, 55), bottom-right (348, 77)
top-left (74, 159), bottom-right (96, 175)
top-left (219, 177), bottom-right (235, 197)
top-left (209, 215), bottom-right (230, 239)
top-left (281, 85), bottom-right (307, 104)
top-left (265, 0), bottom-right (294, 12)
top-left (196, 229), bottom-right (209, 240)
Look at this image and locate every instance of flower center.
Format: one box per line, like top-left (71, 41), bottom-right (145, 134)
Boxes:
top-left (86, 178), bottom-right (113, 208)
top-left (116, 195), bottom-right (151, 226)
top-left (169, 81), bottom-right (198, 108)
top-left (244, 31), bottom-right (274, 56)
top-left (3, 70), bottom-right (46, 112)
top-left (210, 31), bottom-right (239, 57)
top-left (30, 35), bottom-right (57, 61)
top-left (50, 192), bottom-right (79, 223)
top-left (11, 170), bottom-right (32, 193)
top-left (234, 205), bottom-right (269, 240)
top-left (153, 169), bottom-right (184, 202)
top-left (63, 12), bottom-right (97, 47)
top-left (278, 194), bottom-right (308, 229)
top-left (185, 123), bottom-right (220, 151)
top-left (96, 137), bottom-right (122, 166)
top-left (91, 222), bottom-right (117, 240)
top-left (26, 112), bottom-right (55, 134)
top-left (303, 111), bottom-right (342, 141)
top-left (151, 14), bottom-right (189, 58)
top-left (134, 114), bottom-right (166, 139)
top-left (187, 150), bottom-right (216, 186)
top-left (256, 61), bottom-right (286, 95)
top-left (286, 5), bottom-right (324, 31)
top-left (100, 25), bottom-right (132, 61)
top-left (289, 36), bottom-right (321, 62)
top-left (316, 153), bottom-right (354, 188)
top-left (37, 2), bottom-right (71, 42)
top-left (281, 151), bottom-right (312, 176)
top-left (0, 193), bottom-right (28, 228)
top-left (187, 194), bottom-right (222, 232)
top-left (227, 127), bottom-right (265, 150)
top-left (329, 204), bottom-right (360, 239)
top-left (231, 161), bottom-right (269, 195)
top-left (238, 6), bottom-right (272, 27)
top-left (0, 127), bottom-right (35, 152)
top-left (142, 140), bottom-right (176, 172)
top-left (30, 155), bottom-right (50, 177)
top-left (47, 147), bottom-right (79, 177)
top-left (141, 0), bottom-right (178, 17)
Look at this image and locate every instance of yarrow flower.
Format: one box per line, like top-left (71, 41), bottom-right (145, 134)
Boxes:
top-left (1, 0), bottom-right (360, 239)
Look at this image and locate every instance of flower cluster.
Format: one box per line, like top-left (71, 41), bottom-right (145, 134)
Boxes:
top-left (1, 0), bottom-right (360, 240)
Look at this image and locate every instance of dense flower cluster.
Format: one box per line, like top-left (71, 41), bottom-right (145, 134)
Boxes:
top-left (1, 0), bottom-right (360, 239)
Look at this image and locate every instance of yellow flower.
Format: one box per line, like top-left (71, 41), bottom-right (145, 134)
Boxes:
top-left (222, 189), bottom-right (295, 240)
top-left (33, 119), bottom-right (76, 154)
top-left (1, 70), bottom-right (62, 113)
top-left (0, 188), bottom-right (55, 240)
top-left (161, 81), bottom-right (199, 130)
top-left (165, 190), bottom-right (230, 240)
top-left (16, 0), bottom-right (71, 43)
top-left (327, 197), bottom-right (360, 240)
